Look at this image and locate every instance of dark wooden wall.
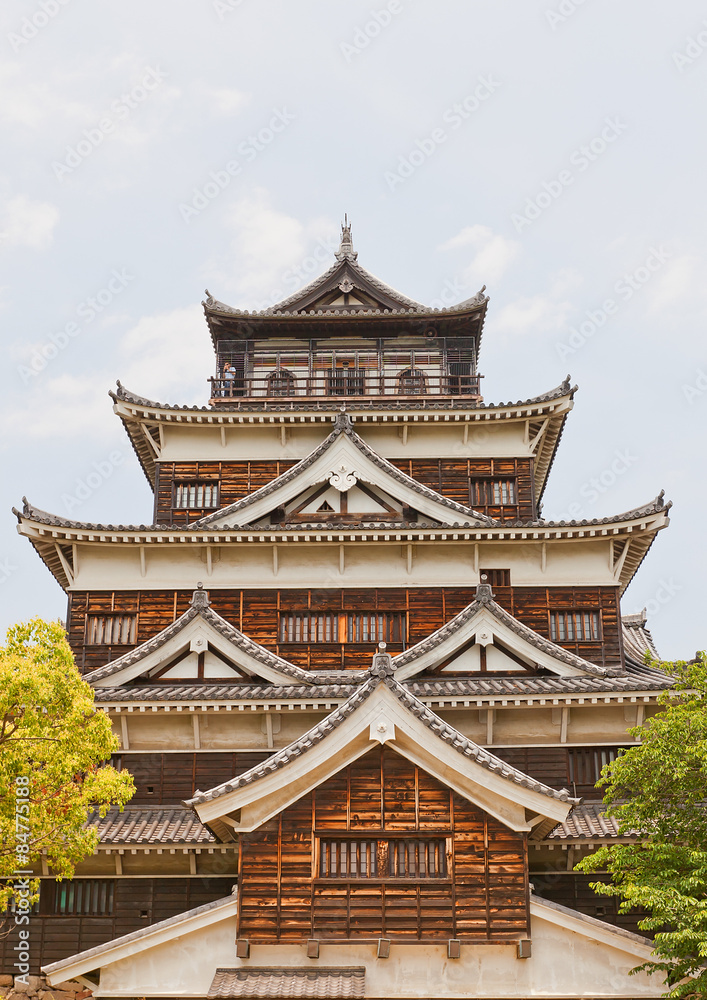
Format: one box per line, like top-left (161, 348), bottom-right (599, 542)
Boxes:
top-left (389, 457), bottom-right (536, 521)
top-left (154, 461), bottom-right (297, 525)
top-left (0, 877), bottom-right (234, 974)
top-left (111, 751), bottom-right (272, 804)
top-left (153, 457), bottom-right (536, 525)
top-left (530, 873), bottom-right (649, 938)
top-left (68, 586), bottom-right (622, 672)
top-left (112, 746), bottom-right (623, 806)
top-left (237, 746), bottom-right (529, 943)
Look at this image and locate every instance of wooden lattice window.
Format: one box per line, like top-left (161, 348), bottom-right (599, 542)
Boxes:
top-left (174, 482), bottom-right (219, 509)
top-left (550, 610), bottom-right (601, 642)
top-left (568, 747), bottom-right (623, 786)
top-left (471, 479), bottom-right (517, 506)
top-left (319, 838), bottom-right (447, 879)
top-left (53, 880), bottom-right (115, 916)
top-left (279, 612), bottom-right (405, 644)
top-left (87, 615), bottom-right (136, 645)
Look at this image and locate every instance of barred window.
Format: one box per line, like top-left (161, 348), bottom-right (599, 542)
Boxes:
top-left (2, 885), bottom-right (40, 915)
top-left (568, 747), bottom-right (623, 786)
top-left (87, 615), bottom-right (136, 645)
top-left (550, 610), bottom-right (601, 642)
top-left (471, 479), bottom-right (517, 506)
top-left (53, 880), bottom-right (115, 916)
top-left (479, 568), bottom-right (511, 587)
top-left (279, 612), bottom-right (405, 644)
top-left (174, 482), bottom-right (219, 509)
top-left (319, 839), bottom-right (447, 879)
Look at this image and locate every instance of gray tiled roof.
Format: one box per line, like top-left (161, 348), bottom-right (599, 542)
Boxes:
top-left (14, 486), bottom-right (670, 535)
top-left (186, 653), bottom-right (579, 808)
top-left (110, 377), bottom-right (575, 415)
top-left (393, 585), bottom-right (613, 678)
top-left (546, 803), bottom-right (626, 841)
top-left (193, 411), bottom-right (494, 528)
top-left (88, 806), bottom-right (214, 844)
top-left (622, 610), bottom-right (660, 663)
top-left (208, 966), bottom-right (366, 999)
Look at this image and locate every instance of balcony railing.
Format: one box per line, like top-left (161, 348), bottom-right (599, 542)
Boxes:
top-left (209, 370), bottom-right (481, 399)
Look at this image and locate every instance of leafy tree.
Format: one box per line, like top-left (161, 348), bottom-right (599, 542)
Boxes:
top-left (0, 619), bottom-right (134, 910)
top-left (577, 651), bottom-right (707, 998)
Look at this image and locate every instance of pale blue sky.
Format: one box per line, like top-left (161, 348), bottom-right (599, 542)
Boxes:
top-left (1, 0), bottom-right (705, 658)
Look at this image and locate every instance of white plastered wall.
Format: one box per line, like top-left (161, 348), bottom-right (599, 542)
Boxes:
top-left (69, 536), bottom-right (619, 591)
top-left (91, 905), bottom-right (664, 998)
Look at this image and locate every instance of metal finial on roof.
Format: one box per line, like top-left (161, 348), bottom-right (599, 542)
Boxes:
top-left (335, 214), bottom-right (358, 261)
top-left (191, 583), bottom-right (211, 609)
top-left (475, 573), bottom-right (495, 604)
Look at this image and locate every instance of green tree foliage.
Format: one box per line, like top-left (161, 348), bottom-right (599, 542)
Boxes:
top-left (0, 619), bottom-right (134, 909)
top-left (577, 651), bottom-right (707, 998)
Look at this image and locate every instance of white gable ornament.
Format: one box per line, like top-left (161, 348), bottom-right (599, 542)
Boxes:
top-left (329, 463), bottom-right (358, 492)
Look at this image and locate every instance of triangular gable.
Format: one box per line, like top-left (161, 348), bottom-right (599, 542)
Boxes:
top-left (42, 892), bottom-right (663, 999)
top-left (269, 221), bottom-right (425, 314)
top-left (393, 582), bottom-right (613, 681)
top-left (194, 412), bottom-right (493, 529)
top-left (187, 649), bottom-right (578, 839)
top-left (88, 587), bottom-right (314, 688)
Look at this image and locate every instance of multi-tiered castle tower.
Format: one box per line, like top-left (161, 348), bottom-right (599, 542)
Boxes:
top-left (12, 225), bottom-right (672, 998)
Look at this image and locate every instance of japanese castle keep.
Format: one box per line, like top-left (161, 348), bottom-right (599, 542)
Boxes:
top-left (10, 224), bottom-right (674, 998)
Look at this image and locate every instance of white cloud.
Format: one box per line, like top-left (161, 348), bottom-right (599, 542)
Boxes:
top-left (201, 189), bottom-right (337, 307)
top-left (493, 270), bottom-right (581, 339)
top-left (646, 254), bottom-right (701, 311)
top-left (198, 85), bottom-right (251, 117)
top-left (438, 224), bottom-right (520, 285)
top-left (119, 304), bottom-right (214, 401)
top-left (0, 195), bottom-right (59, 250)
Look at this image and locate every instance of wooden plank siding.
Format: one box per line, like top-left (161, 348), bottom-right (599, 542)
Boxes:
top-left (0, 877), bottom-right (234, 975)
top-left (68, 586), bottom-right (623, 673)
top-left (237, 746), bottom-right (529, 943)
top-left (154, 460), bottom-right (298, 525)
top-left (153, 457), bottom-right (536, 525)
top-left (110, 750), bottom-right (273, 804)
top-left (109, 746), bottom-right (621, 806)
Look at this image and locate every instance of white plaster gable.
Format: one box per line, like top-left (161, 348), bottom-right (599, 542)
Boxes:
top-left (393, 594), bottom-right (610, 682)
top-left (189, 675), bottom-right (575, 837)
top-left (88, 596), bottom-right (313, 689)
top-left (42, 893), bottom-right (664, 999)
top-left (193, 417), bottom-right (492, 529)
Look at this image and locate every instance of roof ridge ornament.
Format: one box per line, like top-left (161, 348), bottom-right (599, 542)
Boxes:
top-left (335, 214), bottom-right (358, 261)
top-left (561, 373), bottom-right (571, 393)
top-left (191, 583), bottom-right (211, 609)
top-left (475, 574), bottom-right (495, 605)
top-left (370, 642), bottom-right (395, 678)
